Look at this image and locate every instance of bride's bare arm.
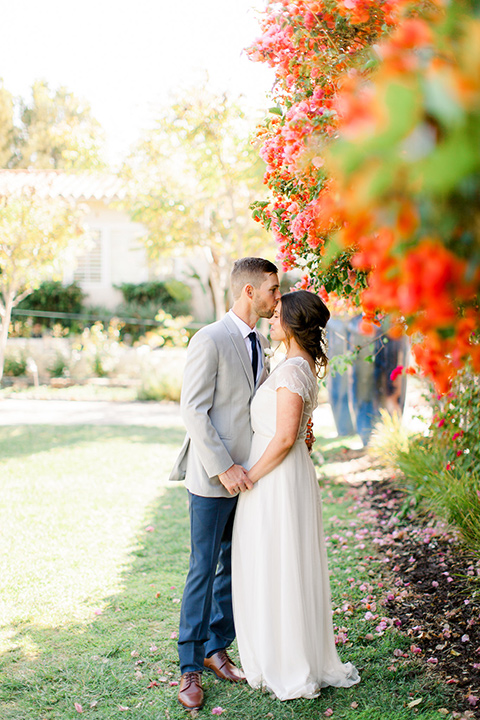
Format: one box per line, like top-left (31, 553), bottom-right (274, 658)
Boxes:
top-left (247, 387), bottom-right (304, 484)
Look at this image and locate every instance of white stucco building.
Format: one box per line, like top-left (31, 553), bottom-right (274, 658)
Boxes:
top-left (0, 169), bottom-right (152, 309)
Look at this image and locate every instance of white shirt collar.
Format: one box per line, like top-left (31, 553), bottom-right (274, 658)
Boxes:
top-left (228, 309), bottom-right (256, 339)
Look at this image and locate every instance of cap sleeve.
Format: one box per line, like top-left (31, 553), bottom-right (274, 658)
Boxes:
top-left (273, 361), bottom-right (312, 402)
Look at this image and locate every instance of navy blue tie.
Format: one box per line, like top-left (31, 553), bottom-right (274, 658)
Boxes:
top-left (248, 331), bottom-right (258, 382)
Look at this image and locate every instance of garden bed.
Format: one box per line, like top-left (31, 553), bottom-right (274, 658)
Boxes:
top-left (328, 449), bottom-right (480, 719)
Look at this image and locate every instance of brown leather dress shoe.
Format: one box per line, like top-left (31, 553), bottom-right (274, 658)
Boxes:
top-left (177, 671), bottom-right (204, 710)
top-left (204, 650), bottom-right (246, 682)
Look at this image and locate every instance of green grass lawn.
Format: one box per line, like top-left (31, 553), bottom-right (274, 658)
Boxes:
top-left (0, 426), bottom-right (455, 719)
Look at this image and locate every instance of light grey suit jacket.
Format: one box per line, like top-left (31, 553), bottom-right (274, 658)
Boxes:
top-left (169, 314), bottom-right (269, 498)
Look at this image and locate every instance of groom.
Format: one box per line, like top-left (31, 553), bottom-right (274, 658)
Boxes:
top-left (169, 257), bottom-right (280, 710)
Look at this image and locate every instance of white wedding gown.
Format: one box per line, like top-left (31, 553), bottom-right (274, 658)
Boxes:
top-left (232, 357), bottom-right (360, 700)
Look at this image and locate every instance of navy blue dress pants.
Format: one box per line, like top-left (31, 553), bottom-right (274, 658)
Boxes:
top-left (178, 491), bottom-right (238, 673)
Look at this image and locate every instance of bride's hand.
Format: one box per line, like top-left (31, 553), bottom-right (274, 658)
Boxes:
top-left (245, 472), bottom-right (254, 488)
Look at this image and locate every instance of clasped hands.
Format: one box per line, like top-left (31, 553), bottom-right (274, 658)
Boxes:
top-left (218, 464), bottom-right (252, 496)
top-left (219, 419), bottom-right (315, 496)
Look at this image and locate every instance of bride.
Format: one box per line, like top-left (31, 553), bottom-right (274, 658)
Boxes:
top-left (232, 290), bottom-right (360, 701)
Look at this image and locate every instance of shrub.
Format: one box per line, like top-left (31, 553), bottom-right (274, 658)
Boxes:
top-left (116, 280), bottom-right (191, 316)
top-left (393, 439), bottom-right (480, 549)
top-left (72, 320), bottom-right (123, 378)
top-left (137, 373), bottom-right (182, 402)
top-left (16, 281), bottom-right (86, 330)
top-left (426, 366), bottom-right (480, 476)
top-left (371, 375), bottom-right (480, 550)
top-left (3, 351), bottom-right (27, 377)
top-left (48, 352), bottom-right (70, 379)
top-left (114, 300), bottom-right (168, 341)
top-left (136, 311), bottom-right (192, 349)
top-left (136, 338), bottom-right (187, 402)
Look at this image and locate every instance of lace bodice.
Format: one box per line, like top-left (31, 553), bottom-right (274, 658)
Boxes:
top-left (250, 357), bottom-right (318, 440)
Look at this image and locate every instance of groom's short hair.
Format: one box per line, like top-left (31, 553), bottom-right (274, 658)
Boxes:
top-left (231, 257), bottom-right (278, 299)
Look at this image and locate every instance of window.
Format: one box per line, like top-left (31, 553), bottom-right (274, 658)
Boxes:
top-left (74, 229), bottom-right (103, 284)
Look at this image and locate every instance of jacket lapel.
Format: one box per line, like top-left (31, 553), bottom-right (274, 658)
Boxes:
top-left (222, 314), bottom-right (255, 392)
top-left (257, 333), bottom-right (270, 386)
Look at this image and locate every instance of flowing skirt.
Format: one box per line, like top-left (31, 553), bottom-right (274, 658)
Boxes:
top-left (232, 435), bottom-right (360, 700)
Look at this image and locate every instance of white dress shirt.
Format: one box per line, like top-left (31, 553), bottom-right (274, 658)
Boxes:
top-left (227, 309), bottom-right (264, 382)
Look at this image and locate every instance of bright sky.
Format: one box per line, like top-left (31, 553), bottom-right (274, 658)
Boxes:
top-left (0, 0), bottom-right (274, 166)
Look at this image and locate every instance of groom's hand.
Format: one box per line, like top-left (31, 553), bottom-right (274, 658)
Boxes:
top-left (218, 464), bottom-right (253, 495)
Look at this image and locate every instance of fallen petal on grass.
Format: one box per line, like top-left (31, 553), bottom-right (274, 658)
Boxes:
top-left (407, 698), bottom-right (423, 709)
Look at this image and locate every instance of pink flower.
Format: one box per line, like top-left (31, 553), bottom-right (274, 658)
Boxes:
top-left (324, 709), bottom-right (334, 717)
top-left (145, 526), bottom-right (155, 532)
top-left (74, 703), bottom-right (83, 714)
top-left (467, 695), bottom-right (478, 707)
top-left (170, 632), bottom-right (177, 639)
top-left (212, 708), bottom-right (225, 715)
top-left (410, 645), bottom-right (422, 654)
top-left (427, 657), bottom-right (438, 664)
top-left (390, 366), bottom-right (403, 382)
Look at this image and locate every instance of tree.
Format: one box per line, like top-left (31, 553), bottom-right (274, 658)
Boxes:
top-left (0, 79), bottom-right (106, 170)
top-left (0, 185), bottom-right (85, 381)
top-left (0, 81), bottom-right (16, 167)
top-left (249, 0), bottom-right (480, 393)
top-left (121, 86), bottom-right (272, 319)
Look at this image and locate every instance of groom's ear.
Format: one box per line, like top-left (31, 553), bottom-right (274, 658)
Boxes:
top-left (244, 283), bottom-right (254, 299)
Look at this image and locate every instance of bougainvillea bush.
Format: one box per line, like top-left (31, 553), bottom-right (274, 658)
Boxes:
top-left (250, 0), bottom-right (480, 394)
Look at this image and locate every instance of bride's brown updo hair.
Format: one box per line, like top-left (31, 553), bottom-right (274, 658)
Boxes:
top-left (279, 290), bottom-right (330, 376)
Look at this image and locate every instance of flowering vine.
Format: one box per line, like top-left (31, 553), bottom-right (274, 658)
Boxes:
top-left (250, 0), bottom-right (480, 392)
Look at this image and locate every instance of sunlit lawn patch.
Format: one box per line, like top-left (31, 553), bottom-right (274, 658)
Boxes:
top-left (0, 426), bottom-right (455, 719)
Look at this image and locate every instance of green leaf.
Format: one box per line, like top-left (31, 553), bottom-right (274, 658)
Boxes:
top-left (415, 124), bottom-right (480, 193)
top-left (423, 75), bottom-right (464, 129)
